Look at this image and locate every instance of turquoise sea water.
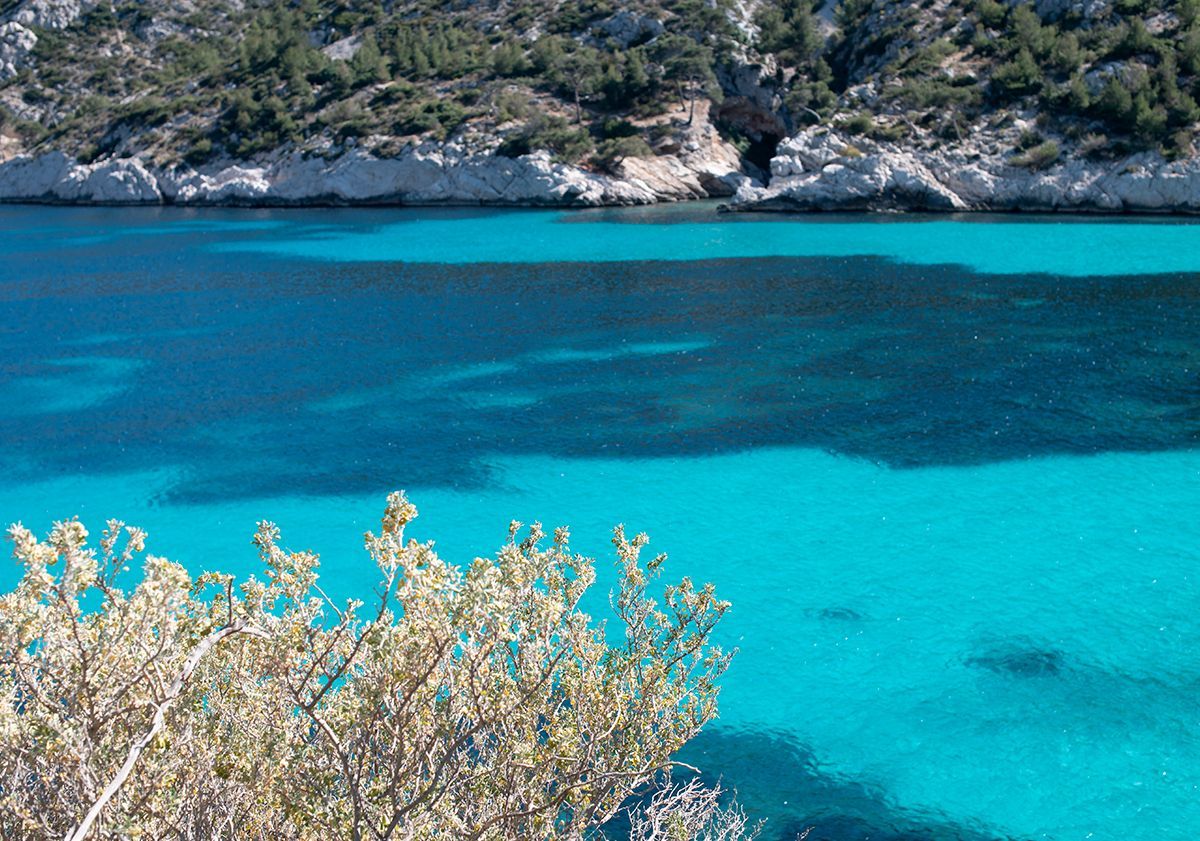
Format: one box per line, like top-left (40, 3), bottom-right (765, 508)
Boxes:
top-left (2, 204), bottom-right (1199, 840)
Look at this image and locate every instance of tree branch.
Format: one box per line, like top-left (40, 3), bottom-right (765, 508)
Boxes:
top-left (64, 618), bottom-right (268, 841)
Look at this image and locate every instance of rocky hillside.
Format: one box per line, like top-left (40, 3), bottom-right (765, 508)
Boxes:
top-left (3, 0), bottom-right (1200, 208)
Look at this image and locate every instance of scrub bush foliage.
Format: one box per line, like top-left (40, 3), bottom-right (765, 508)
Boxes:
top-left (0, 493), bottom-right (751, 841)
top-left (1010, 138), bottom-right (1061, 169)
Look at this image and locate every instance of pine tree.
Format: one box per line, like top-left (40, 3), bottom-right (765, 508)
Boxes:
top-left (350, 33), bottom-right (388, 87)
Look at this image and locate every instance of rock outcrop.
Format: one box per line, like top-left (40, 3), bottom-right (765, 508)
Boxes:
top-left (0, 151), bottom-right (162, 202)
top-left (589, 10), bottom-right (664, 48)
top-left (10, 123), bottom-right (1200, 212)
top-left (0, 21), bottom-right (37, 80)
top-left (7, 83), bottom-right (1200, 213)
top-left (0, 130), bottom-right (753, 206)
top-left (9, 0), bottom-right (96, 30)
top-left (727, 126), bottom-right (1200, 213)
top-left (1, 0), bottom-right (97, 81)
top-left (0, 92), bottom-right (760, 206)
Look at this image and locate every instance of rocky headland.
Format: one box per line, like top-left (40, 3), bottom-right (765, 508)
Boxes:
top-left (5, 0), bottom-right (1200, 211)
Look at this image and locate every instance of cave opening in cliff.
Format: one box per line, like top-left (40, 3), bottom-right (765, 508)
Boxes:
top-left (745, 133), bottom-right (781, 179)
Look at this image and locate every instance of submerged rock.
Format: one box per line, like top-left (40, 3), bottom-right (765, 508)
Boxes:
top-left (966, 640), bottom-right (1067, 678)
top-left (817, 606), bottom-right (864, 622)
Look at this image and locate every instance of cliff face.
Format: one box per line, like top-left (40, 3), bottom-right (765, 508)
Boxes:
top-left (8, 124), bottom-right (1196, 211)
top-left (0, 134), bottom-right (750, 206)
top-left (0, 100), bottom-right (752, 205)
top-left (727, 124), bottom-right (1200, 212)
top-left (3, 0), bottom-right (1200, 210)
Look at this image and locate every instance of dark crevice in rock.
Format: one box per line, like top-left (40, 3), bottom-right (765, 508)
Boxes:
top-left (745, 131), bottom-right (782, 177)
top-left (714, 95), bottom-right (788, 185)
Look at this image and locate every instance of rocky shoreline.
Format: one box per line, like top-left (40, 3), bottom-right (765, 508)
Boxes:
top-left (6, 0), bottom-right (1200, 213)
top-left (0, 110), bottom-right (754, 208)
top-left (726, 126), bottom-right (1200, 213)
top-left (5, 123), bottom-right (1200, 212)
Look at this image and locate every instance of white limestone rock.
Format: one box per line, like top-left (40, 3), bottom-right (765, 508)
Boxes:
top-left (1031, 0), bottom-right (1109, 19)
top-left (0, 21), bottom-right (36, 80)
top-left (590, 10), bottom-right (663, 48)
top-left (721, 0), bottom-right (761, 43)
top-left (59, 157), bottom-right (161, 203)
top-left (729, 126), bottom-right (1200, 213)
top-left (168, 162), bottom-right (276, 204)
top-left (616, 155), bottom-right (708, 201)
top-left (153, 121), bottom-right (747, 207)
top-left (1, 0), bottom-right (98, 79)
top-left (9, 0), bottom-right (94, 30)
top-left (322, 35), bottom-right (362, 61)
top-left (0, 153), bottom-right (160, 202)
top-left (8, 131), bottom-right (1200, 213)
top-left (0, 91), bottom-right (750, 208)
top-left (0, 150), bottom-right (73, 198)
top-left (158, 146), bottom-right (659, 207)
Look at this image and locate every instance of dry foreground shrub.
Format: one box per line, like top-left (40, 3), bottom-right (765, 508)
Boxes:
top-left (0, 492), bottom-right (759, 841)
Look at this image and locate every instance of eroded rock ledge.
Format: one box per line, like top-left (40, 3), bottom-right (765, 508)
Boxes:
top-left (7, 123), bottom-right (1200, 212)
top-left (725, 127), bottom-right (1200, 213)
top-left (0, 128), bottom-right (752, 207)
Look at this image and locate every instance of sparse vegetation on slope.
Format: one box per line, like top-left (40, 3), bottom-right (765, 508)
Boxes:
top-left (2, 0), bottom-right (1198, 185)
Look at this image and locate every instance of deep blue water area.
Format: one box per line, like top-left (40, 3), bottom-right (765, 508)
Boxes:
top-left (2, 204), bottom-right (1199, 840)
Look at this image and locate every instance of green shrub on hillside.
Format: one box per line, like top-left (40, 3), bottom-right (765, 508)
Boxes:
top-left (594, 133), bottom-right (654, 170)
top-left (991, 47), bottom-right (1043, 97)
top-left (497, 113), bottom-right (593, 161)
top-left (1010, 138), bottom-right (1059, 169)
top-left (394, 98), bottom-right (467, 139)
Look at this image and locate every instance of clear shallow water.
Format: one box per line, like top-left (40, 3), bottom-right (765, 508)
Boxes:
top-left (2, 205), bottom-right (1199, 840)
